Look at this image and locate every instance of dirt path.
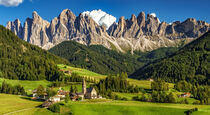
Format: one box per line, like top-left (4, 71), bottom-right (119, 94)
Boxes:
top-left (3, 108), bottom-right (34, 115)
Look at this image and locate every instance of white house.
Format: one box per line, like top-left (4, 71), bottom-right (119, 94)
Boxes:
top-left (49, 96), bottom-right (60, 102)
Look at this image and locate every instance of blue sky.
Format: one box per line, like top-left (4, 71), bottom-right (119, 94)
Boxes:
top-left (0, 0), bottom-right (209, 25)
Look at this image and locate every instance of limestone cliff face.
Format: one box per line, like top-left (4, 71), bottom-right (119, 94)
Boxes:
top-left (6, 9), bottom-right (210, 52)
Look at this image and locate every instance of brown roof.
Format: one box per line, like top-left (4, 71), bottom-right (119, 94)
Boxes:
top-left (42, 101), bottom-right (53, 108)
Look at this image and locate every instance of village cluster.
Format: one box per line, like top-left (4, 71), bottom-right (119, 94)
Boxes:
top-left (32, 79), bottom-right (102, 107)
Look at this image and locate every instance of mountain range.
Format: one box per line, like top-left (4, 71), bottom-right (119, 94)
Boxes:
top-left (6, 9), bottom-right (210, 52)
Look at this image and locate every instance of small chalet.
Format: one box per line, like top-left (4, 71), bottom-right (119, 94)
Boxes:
top-left (64, 70), bottom-right (72, 74)
top-left (59, 69), bottom-right (72, 75)
top-left (49, 96), bottom-right (61, 102)
top-left (147, 78), bottom-right (154, 82)
top-left (57, 89), bottom-right (68, 98)
top-left (180, 93), bottom-right (191, 98)
top-left (32, 89), bottom-right (47, 100)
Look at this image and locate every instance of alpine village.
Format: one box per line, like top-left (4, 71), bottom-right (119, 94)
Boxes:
top-left (0, 0), bottom-right (210, 115)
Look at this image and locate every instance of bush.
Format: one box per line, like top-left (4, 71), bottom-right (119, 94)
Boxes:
top-left (48, 103), bottom-right (60, 113)
top-left (121, 97), bottom-right (128, 101)
top-left (184, 108), bottom-right (198, 115)
top-left (132, 96), bottom-right (140, 101)
top-left (192, 100), bottom-right (200, 105)
top-left (179, 99), bottom-right (189, 104)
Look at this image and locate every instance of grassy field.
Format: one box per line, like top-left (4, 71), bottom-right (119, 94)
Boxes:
top-left (0, 94), bottom-right (42, 115)
top-left (58, 64), bottom-right (106, 80)
top-left (0, 78), bottom-right (51, 94)
top-left (1, 94), bottom-right (209, 115)
top-left (67, 100), bottom-right (210, 115)
top-left (0, 78), bottom-right (87, 94)
top-left (113, 92), bottom-right (142, 100)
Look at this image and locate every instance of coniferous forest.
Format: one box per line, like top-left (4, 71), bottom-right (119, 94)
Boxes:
top-left (0, 25), bottom-right (69, 80)
top-left (131, 31), bottom-right (210, 85)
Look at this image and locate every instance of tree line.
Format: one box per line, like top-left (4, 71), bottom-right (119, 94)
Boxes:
top-left (93, 72), bottom-right (141, 98)
top-left (0, 81), bottom-right (26, 95)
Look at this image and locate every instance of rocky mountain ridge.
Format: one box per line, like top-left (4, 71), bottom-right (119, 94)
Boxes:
top-left (6, 9), bottom-right (210, 52)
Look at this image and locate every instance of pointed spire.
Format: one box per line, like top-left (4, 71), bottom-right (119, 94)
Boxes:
top-left (82, 78), bottom-right (86, 94)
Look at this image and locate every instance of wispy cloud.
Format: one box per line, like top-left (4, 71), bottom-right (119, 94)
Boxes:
top-left (0, 0), bottom-right (24, 7)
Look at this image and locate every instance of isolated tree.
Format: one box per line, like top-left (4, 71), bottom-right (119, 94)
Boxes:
top-left (47, 88), bottom-right (57, 97)
top-left (168, 92), bottom-right (177, 103)
top-left (70, 85), bottom-right (74, 93)
top-left (65, 94), bottom-right (70, 103)
top-left (37, 85), bottom-right (45, 97)
top-left (74, 86), bottom-right (78, 93)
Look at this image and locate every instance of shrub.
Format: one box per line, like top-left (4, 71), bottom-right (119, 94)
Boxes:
top-left (48, 103), bottom-right (60, 113)
top-left (121, 97), bottom-right (128, 101)
top-left (192, 100), bottom-right (200, 105)
top-left (180, 99), bottom-right (189, 104)
top-left (184, 108), bottom-right (198, 115)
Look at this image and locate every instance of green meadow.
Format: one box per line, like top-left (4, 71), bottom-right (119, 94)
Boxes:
top-left (0, 78), bottom-right (51, 94)
top-left (58, 64), bottom-right (106, 80)
top-left (1, 94), bottom-right (210, 115)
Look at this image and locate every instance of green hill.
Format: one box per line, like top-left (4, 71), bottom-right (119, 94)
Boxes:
top-left (131, 31), bottom-right (210, 85)
top-left (49, 40), bottom-right (178, 75)
top-left (0, 25), bottom-right (69, 80)
top-left (49, 41), bottom-right (144, 75)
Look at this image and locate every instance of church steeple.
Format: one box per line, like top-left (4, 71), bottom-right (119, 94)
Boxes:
top-left (82, 78), bottom-right (86, 94)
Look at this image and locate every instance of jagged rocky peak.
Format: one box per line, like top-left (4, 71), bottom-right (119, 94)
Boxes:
top-left (6, 19), bottom-right (23, 38)
top-left (158, 21), bottom-right (169, 35)
top-left (130, 14), bottom-right (137, 22)
top-left (6, 10), bottom-right (210, 52)
top-left (32, 11), bottom-right (39, 19)
top-left (137, 12), bottom-right (146, 27)
top-left (58, 9), bottom-right (76, 22)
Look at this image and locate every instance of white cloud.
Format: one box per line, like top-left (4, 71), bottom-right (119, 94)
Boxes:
top-left (150, 13), bottom-right (156, 17)
top-left (82, 9), bottom-right (116, 29)
top-left (0, 0), bottom-right (24, 7)
top-left (150, 13), bottom-right (161, 23)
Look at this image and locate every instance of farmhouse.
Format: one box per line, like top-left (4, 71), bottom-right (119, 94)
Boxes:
top-left (32, 89), bottom-right (47, 100)
top-left (49, 96), bottom-right (61, 102)
top-left (180, 92), bottom-right (191, 98)
top-left (57, 89), bottom-right (68, 98)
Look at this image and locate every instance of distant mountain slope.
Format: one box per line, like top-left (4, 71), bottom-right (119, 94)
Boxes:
top-left (0, 25), bottom-right (69, 80)
top-left (130, 31), bottom-right (210, 85)
top-left (49, 40), bottom-right (178, 75)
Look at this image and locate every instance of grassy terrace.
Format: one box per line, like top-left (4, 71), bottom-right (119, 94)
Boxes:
top-left (58, 64), bottom-right (106, 80)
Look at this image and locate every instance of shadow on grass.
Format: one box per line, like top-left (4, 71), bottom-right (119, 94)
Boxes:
top-left (20, 96), bottom-right (45, 102)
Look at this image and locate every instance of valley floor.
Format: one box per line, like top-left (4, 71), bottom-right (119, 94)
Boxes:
top-left (0, 94), bottom-right (209, 115)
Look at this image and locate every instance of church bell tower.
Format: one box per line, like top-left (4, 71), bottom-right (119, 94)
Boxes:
top-left (82, 78), bottom-right (86, 94)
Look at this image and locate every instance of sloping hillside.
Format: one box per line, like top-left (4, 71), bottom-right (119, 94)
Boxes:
top-left (49, 40), bottom-right (179, 75)
top-left (0, 25), bottom-right (69, 80)
top-left (49, 41), bottom-right (144, 75)
top-left (131, 31), bottom-right (210, 85)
